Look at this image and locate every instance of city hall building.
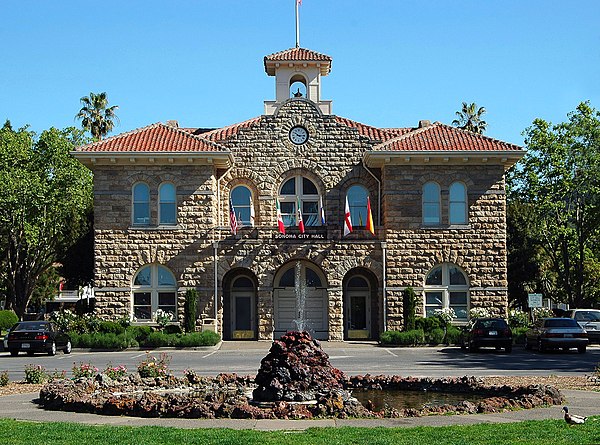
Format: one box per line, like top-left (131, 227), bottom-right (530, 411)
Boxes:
top-left (74, 46), bottom-right (524, 340)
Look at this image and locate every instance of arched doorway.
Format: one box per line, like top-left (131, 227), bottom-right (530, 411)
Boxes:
top-left (343, 269), bottom-right (379, 340)
top-left (223, 270), bottom-right (257, 340)
top-left (273, 261), bottom-right (328, 340)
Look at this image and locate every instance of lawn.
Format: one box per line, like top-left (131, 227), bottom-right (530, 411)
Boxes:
top-left (1, 418), bottom-right (599, 445)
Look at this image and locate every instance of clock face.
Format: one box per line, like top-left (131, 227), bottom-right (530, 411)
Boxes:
top-left (289, 126), bottom-right (309, 145)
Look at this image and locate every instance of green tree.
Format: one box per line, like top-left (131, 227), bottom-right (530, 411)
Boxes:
top-left (75, 92), bottom-right (119, 140)
top-left (452, 102), bottom-right (488, 134)
top-left (0, 124), bottom-right (92, 319)
top-left (507, 102), bottom-right (600, 308)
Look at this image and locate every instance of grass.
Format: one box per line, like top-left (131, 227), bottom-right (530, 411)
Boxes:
top-left (1, 418), bottom-right (599, 445)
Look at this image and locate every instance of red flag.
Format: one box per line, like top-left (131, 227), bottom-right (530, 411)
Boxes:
top-left (343, 196), bottom-right (353, 236)
top-left (229, 198), bottom-right (238, 235)
top-left (276, 199), bottom-right (286, 234)
top-left (366, 196), bottom-right (375, 235)
top-left (297, 197), bottom-right (305, 233)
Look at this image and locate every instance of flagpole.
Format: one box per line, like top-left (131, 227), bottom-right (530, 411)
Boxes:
top-left (295, 0), bottom-right (300, 48)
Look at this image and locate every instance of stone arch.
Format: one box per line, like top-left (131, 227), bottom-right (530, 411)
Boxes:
top-left (273, 97), bottom-right (323, 119)
top-left (265, 159), bottom-right (327, 196)
top-left (126, 173), bottom-right (160, 189)
top-left (329, 254), bottom-right (382, 286)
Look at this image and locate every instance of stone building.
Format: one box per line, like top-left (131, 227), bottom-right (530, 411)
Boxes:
top-left (74, 47), bottom-right (524, 340)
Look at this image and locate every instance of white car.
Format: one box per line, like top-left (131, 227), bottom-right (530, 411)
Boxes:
top-left (567, 309), bottom-right (600, 344)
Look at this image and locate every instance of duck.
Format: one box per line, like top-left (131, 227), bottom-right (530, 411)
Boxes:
top-left (563, 406), bottom-right (587, 425)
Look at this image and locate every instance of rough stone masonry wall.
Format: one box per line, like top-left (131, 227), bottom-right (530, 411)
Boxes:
top-left (383, 164), bottom-right (508, 330)
top-left (92, 164), bottom-right (218, 321)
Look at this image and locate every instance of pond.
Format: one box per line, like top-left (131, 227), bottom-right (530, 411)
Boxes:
top-left (351, 388), bottom-right (490, 411)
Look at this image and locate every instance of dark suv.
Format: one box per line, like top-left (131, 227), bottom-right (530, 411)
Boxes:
top-left (460, 318), bottom-right (513, 353)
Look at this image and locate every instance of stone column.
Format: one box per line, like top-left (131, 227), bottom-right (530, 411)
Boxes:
top-left (328, 287), bottom-right (343, 341)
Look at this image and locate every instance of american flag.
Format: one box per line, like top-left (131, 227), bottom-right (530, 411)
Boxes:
top-left (229, 198), bottom-right (238, 235)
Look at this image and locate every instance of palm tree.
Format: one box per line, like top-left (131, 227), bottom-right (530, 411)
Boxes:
top-left (75, 92), bottom-right (119, 140)
top-left (452, 102), bottom-right (487, 134)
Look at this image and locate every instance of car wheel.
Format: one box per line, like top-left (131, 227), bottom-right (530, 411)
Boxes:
top-left (505, 345), bottom-right (512, 353)
top-left (64, 340), bottom-right (72, 354)
top-left (578, 346), bottom-right (586, 354)
top-left (9, 350), bottom-right (18, 357)
top-left (48, 342), bottom-right (56, 356)
top-left (524, 337), bottom-right (532, 350)
top-left (468, 342), bottom-right (478, 352)
top-left (27, 351), bottom-right (34, 356)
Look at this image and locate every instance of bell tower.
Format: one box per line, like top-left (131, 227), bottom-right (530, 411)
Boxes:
top-left (263, 47), bottom-right (332, 115)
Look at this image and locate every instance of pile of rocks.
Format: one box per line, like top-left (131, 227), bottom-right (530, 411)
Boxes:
top-left (253, 330), bottom-right (346, 402)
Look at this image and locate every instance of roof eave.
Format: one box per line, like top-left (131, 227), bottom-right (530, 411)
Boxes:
top-left (72, 151), bottom-right (234, 169)
top-left (364, 150), bottom-right (525, 169)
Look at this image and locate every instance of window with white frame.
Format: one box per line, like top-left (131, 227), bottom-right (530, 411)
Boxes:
top-left (231, 185), bottom-right (254, 227)
top-left (279, 176), bottom-right (320, 227)
top-left (132, 183), bottom-right (150, 226)
top-left (422, 182), bottom-right (441, 225)
top-left (449, 182), bottom-right (467, 225)
top-left (132, 264), bottom-right (177, 321)
top-left (158, 183), bottom-right (177, 225)
top-left (424, 263), bottom-right (469, 321)
top-left (347, 185), bottom-right (369, 227)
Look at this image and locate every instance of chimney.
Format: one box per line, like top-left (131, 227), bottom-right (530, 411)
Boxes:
top-left (166, 120), bottom-right (179, 128)
top-left (418, 120), bottom-right (431, 128)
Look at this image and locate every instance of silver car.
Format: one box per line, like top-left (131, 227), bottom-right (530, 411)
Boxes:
top-left (525, 318), bottom-right (588, 353)
top-left (568, 309), bottom-right (600, 344)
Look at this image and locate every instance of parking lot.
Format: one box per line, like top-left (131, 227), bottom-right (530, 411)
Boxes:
top-left (1, 342), bottom-right (598, 380)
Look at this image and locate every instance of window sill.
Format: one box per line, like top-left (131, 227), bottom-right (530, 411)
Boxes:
top-left (129, 225), bottom-right (183, 231)
top-left (420, 224), bottom-right (471, 230)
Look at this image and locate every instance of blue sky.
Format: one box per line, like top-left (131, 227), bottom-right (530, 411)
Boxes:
top-left (1, 0), bottom-right (598, 146)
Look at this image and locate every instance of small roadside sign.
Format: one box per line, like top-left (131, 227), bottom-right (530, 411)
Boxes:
top-left (528, 293), bottom-right (543, 308)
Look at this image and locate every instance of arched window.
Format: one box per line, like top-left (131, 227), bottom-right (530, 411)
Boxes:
top-left (347, 185), bottom-right (369, 227)
top-left (132, 264), bottom-right (177, 321)
top-left (424, 263), bottom-right (469, 321)
top-left (422, 182), bottom-right (440, 225)
top-left (158, 183), bottom-right (176, 225)
top-left (276, 262), bottom-right (325, 288)
top-left (231, 185), bottom-right (254, 227)
top-left (132, 183), bottom-right (150, 226)
top-left (279, 175), bottom-right (320, 227)
top-left (449, 182), bottom-right (467, 225)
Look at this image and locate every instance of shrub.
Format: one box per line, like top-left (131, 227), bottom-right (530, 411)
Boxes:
top-left (137, 352), bottom-right (171, 378)
top-left (142, 331), bottom-right (173, 348)
top-left (532, 307), bottom-right (553, 320)
top-left (184, 288), bottom-right (198, 333)
top-left (469, 307), bottom-right (493, 319)
top-left (127, 325), bottom-right (152, 343)
top-left (512, 326), bottom-right (529, 345)
top-left (153, 309), bottom-right (174, 329)
top-left (403, 287), bottom-right (417, 332)
top-left (175, 331), bottom-right (220, 347)
top-left (426, 328), bottom-right (446, 345)
top-left (70, 332), bottom-right (138, 350)
top-left (445, 325), bottom-right (462, 345)
top-left (72, 362), bottom-right (99, 379)
top-left (0, 371), bottom-right (8, 386)
top-left (49, 309), bottom-right (77, 332)
top-left (380, 329), bottom-right (425, 346)
top-left (0, 310), bottom-right (18, 332)
top-left (99, 321), bottom-right (125, 335)
top-left (508, 309), bottom-right (530, 329)
top-left (415, 316), bottom-right (442, 332)
top-left (24, 364), bottom-right (48, 384)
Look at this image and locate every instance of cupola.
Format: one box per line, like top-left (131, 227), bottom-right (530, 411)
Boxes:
top-left (263, 47), bottom-right (332, 115)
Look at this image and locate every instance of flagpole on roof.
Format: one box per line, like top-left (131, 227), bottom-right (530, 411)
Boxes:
top-left (295, 0), bottom-right (301, 48)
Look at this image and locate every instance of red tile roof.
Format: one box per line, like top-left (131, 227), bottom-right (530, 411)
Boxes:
top-left (264, 47), bottom-right (332, 76)
top-left (264, 47), bottom-right (332, 62)
top-left (373, 122), bottom-right (522, 152)
top-left (75, 123), bottom-right (227, 153)
top-left (334, 116), bottom-right (412, 142)
top-left (195, 117), bottom-right (262, 143)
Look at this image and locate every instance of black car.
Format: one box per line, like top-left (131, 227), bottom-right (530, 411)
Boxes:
top-left (6, 321), bottom-right (72, 356)
top-left (460, 317), bottom-right (513, 352)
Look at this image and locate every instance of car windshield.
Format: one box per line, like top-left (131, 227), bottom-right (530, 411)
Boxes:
top-left (476, 320), bottom-right (507, 329)
top-left (544, 319), bottom-right (578, 328)
top-left (575, 311), bottom-right (600, 322)
top-left (15, 322), bottom-right (48, 331)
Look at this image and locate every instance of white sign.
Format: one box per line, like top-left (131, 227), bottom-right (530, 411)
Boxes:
top-left (528, 293), bottom-right (543, 308)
